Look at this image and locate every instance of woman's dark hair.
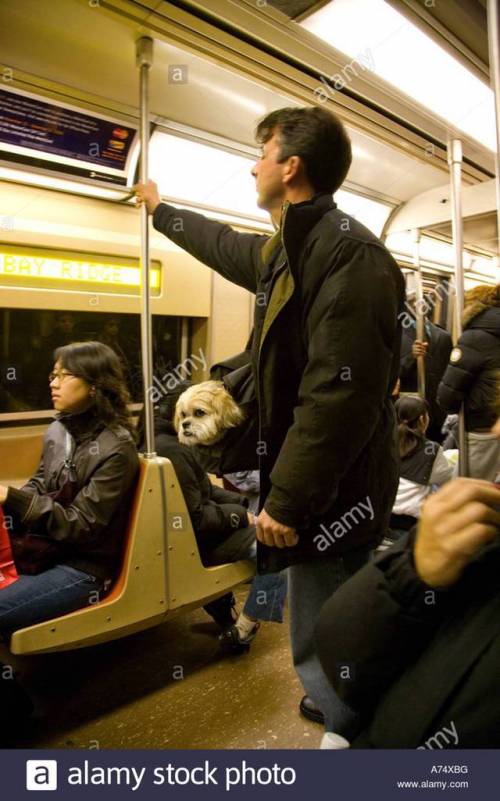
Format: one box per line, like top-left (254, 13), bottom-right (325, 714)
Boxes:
top-left (255, 106), bottom-right (352, 194)
top-left (395, 395), bottom-right (429, 458)
top-left (54, 341), bottom-right (134, 434)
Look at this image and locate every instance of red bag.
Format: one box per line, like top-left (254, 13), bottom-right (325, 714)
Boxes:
top-left (0, 507), bottom-right (19, 589)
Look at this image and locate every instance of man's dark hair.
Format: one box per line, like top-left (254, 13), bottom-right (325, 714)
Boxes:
top-left (255, 106), bottom-right (352, 194)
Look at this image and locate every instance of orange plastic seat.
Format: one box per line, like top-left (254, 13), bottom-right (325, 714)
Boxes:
top-left (10, 455), bottom-right (255, 655)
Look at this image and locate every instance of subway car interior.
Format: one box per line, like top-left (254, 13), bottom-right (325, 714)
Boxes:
top-left (0, 0), bottom-right (499, 749)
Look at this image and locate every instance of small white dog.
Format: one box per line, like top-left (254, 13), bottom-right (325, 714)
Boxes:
top-left (175, 380), bottom-right (244, 447)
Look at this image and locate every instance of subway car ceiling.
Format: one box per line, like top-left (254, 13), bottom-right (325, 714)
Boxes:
top-left (0, 0), bottom-right (498, 289)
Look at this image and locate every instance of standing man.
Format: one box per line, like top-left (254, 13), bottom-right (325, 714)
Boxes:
top-left (135, 106), bottom-right (405, 739)
top-left (399, 294), bottom-right (452, 442)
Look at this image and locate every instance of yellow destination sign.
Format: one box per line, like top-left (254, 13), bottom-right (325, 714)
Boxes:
top-left (0, 250), bottom-right (161, 295)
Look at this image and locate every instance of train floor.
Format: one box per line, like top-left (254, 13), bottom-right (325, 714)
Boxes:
top-left (2, 587), bottom-right (321, 749)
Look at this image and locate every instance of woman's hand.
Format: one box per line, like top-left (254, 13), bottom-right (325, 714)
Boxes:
top-left (0, 485), bottom-right (8, 505)
top-left (414, 478), bottom-right (500, 588)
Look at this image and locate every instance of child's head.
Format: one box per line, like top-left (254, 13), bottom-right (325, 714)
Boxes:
top-left (395, 395), bottom-right (430, 458)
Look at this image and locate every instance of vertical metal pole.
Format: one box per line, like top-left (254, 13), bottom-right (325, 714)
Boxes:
top-left (446, 278), bottom-right (456, 334)
top-left (488, 0), bottom-right (500, 250)
top-left (447, 139), bottom-right (468, 476)
top-left (412, 229), bottom-right (426, 399)
top-left (137, 37), bottom-right (156, 457)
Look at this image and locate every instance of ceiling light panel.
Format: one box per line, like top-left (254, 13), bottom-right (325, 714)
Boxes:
top-left (302, 0), bottom-right (496, 151)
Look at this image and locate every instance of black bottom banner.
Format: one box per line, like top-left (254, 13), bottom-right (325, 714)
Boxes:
top-left (0, 749), bottom-right (497, 800)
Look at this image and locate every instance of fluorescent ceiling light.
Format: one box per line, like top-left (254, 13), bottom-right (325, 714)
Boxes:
top-left (469, 256), bottom-right (500, 280)
top-left (302, 0), bottom-right (496, 151)
top-left (153, 198), bottom-right (272, 232)
top-left (464, 275), bottom-right (495, 289)
top-left (151, 131), bottom-right (393, 234)
top-left (150, 132), bottom-right (267, 220)
top-left (336, 189), bottom-right (392, 236)
top-left (385, 230), bottom-right (466, 266)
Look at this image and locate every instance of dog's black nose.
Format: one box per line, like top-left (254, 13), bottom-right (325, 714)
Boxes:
top-left (182, 420), bottom-right (191, 430)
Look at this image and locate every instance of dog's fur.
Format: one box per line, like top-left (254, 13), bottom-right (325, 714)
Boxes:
top-left (175, 380), bottom-right (244, 447)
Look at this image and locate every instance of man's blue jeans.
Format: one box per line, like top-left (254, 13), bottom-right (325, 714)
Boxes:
top-left (288, 550), bottom-right (371, 737)
top-left (0, 564), bottom-right (102, 633)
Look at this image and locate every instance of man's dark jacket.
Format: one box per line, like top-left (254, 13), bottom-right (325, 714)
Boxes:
top-left (315, 531), bottom-right (500, 748)
top-left (154, 194), bottom-right (405, 571)
top-left (437, 301), bottom-right (500, 431)
top-left (400, 321), bottom-right (452, 438)
top-left (4, 409), bottom-right (139, 581)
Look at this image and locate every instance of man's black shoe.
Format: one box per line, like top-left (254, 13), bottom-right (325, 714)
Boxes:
top-left (299, 695), bottom-right (325, 725)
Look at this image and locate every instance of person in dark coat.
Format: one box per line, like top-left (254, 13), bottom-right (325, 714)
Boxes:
top-left (437, 283), bottom-right (500, 480)
top-left (388, 396), bottom-right (452, 541)
top-left (149, 386), bottom-right (256, 568)
top-left (0, 342), bottom-right (139, 631)
top-left (139, 383), bottom-right (255, 630)
top-left (315, 390), bottom-right (500, 748)
top-left (134, 105), bottom-right (405, 736)
top-left (399, 297), bottom-right (452, 442)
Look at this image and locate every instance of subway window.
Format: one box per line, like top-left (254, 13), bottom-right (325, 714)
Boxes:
top-left (0, 309), bottom-right (184, 414)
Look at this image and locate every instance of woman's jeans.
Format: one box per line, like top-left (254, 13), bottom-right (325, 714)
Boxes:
top-left (202, 525), bottom-right (287, 624)
top-left (243, 572), bottom-right (287, 623)
top-left (0, 564), bottom-right (102, 633)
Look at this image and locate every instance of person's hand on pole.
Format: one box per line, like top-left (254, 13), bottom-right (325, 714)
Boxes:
top-left (256, 507), bottom-right (299, 548)
top-left (412, 340), bottom-right (428, 359)
top-left (133, 180), bottom-right (161, 215)
top-left (414, 478), bottom-right (500, 588)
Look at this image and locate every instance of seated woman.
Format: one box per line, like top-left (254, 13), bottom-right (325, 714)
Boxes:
top-left (389, 395), bottom-right (453, 541)
top-left (315, 386), bottom-right (500, 748)
top-left (0, 342), bottom-right (139, 633)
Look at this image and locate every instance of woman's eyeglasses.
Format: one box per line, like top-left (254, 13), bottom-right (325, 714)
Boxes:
top-left (48, 370), bottom-right (77, 384)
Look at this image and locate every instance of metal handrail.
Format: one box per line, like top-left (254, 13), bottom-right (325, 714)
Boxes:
top-left (136, 37), bottom-right (156, 459)
top-left (447, 139), bottom-right (468, 477)
top-left (487, 0), bottom-right (500, 252)
top-left (412, 228), bottom-right (426, 400)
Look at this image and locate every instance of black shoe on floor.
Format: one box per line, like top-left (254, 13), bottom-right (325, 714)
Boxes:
top-left (218, 621), bottom-right (260, 654)
top-left (203, 592), bottom-right (237, 630)
top-left (299, 695), bottom-right (325, 725)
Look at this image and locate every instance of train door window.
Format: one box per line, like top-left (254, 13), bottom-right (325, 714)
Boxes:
top-left (0, 309), bottom-right (184, 415)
